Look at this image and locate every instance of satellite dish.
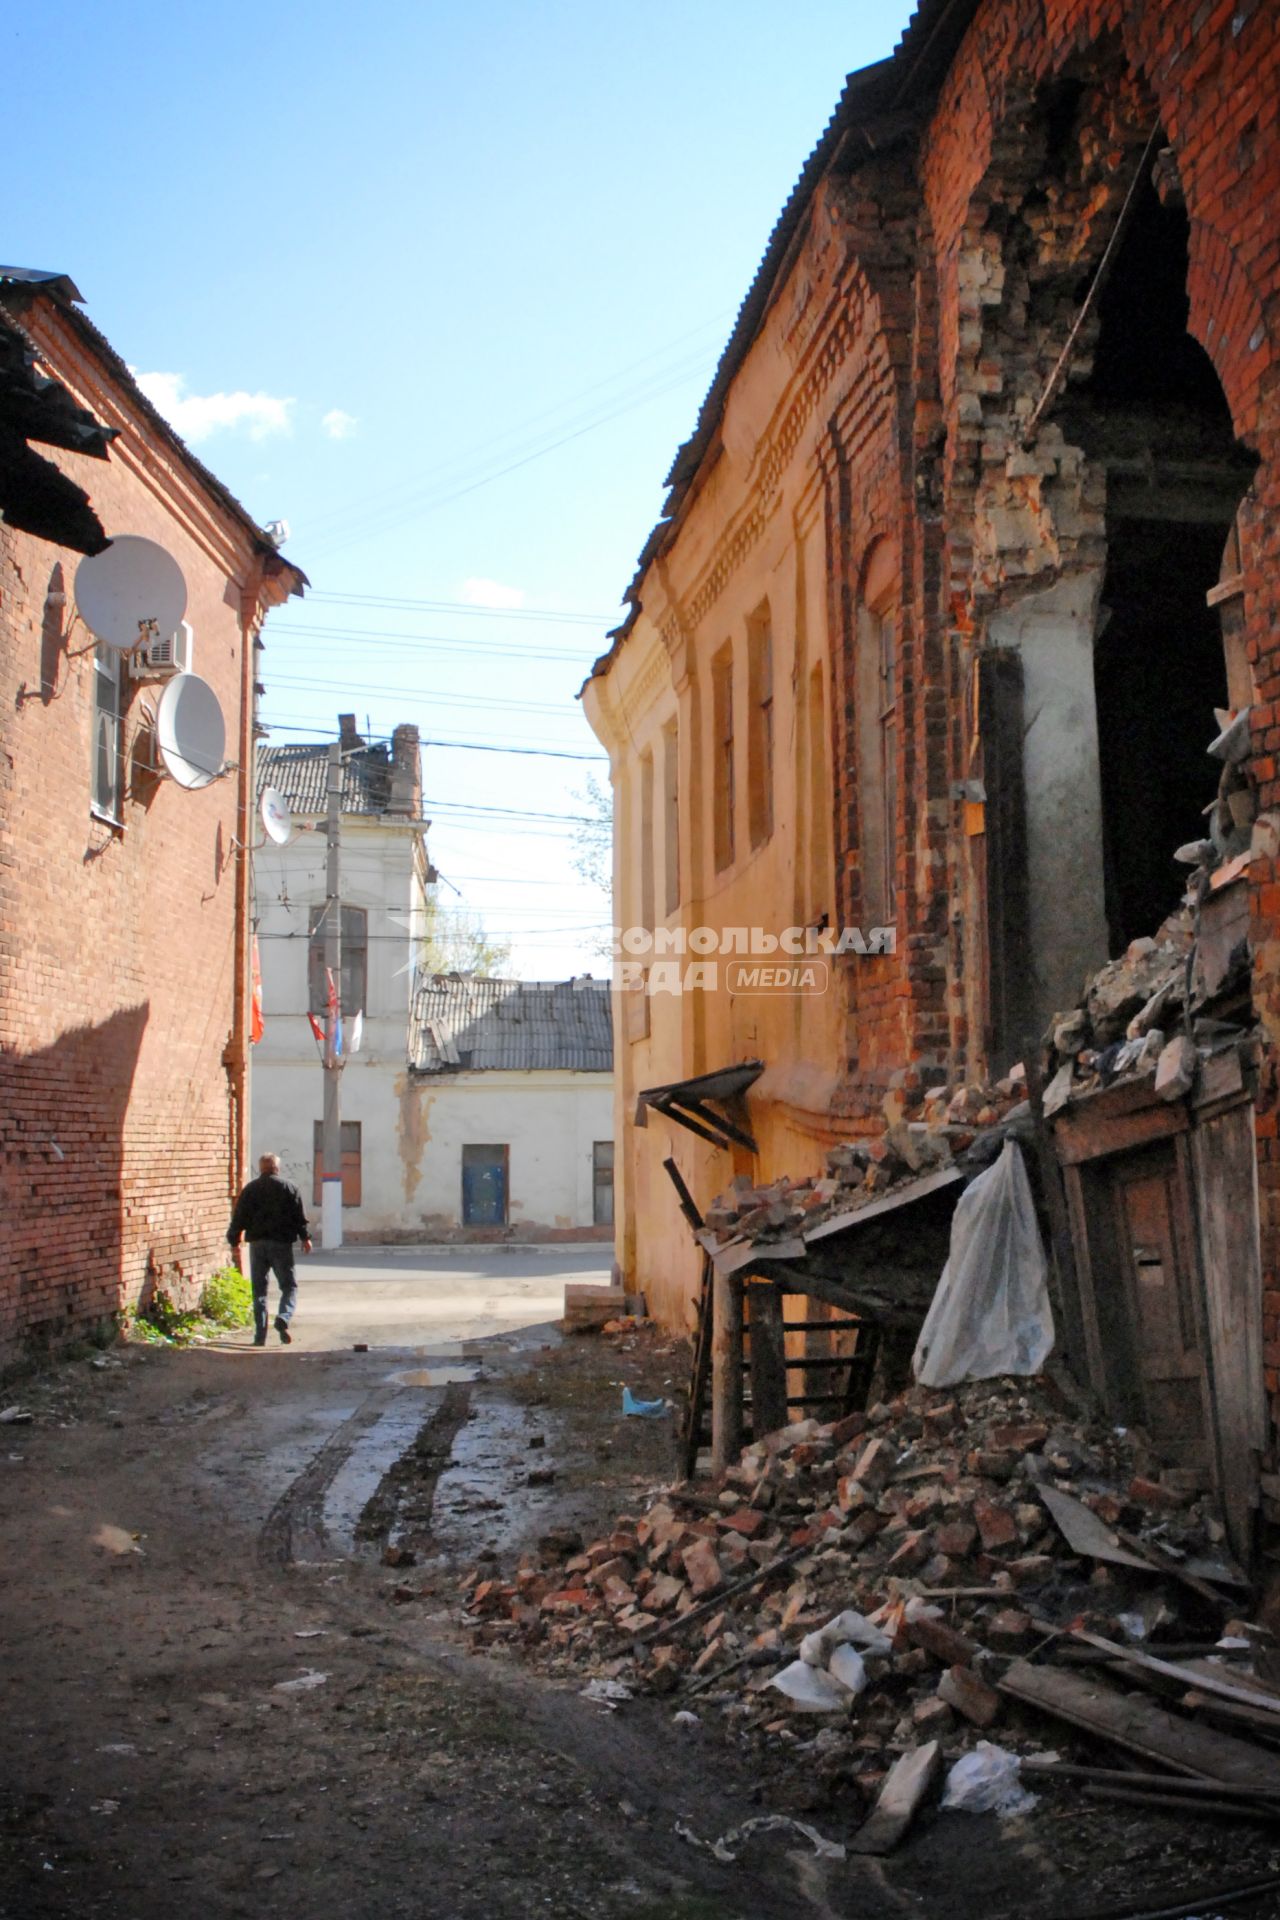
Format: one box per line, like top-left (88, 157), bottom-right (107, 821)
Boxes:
top-left (155, 672), bottom-right (225, 790)
top-left (74, 536), bottom-right (187, 652)
top-left (260, 785), bottom-right (295, 845)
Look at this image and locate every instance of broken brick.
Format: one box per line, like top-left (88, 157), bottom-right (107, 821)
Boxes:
top-left (851, 1438), bottom-right (896, 1492)
top-left (935, 1518), bottom-right (978, 1558)
top-left (907, 1615), bottom-right (978, 1667)
top-left (937, 1664), bottom-right (1001, 1728)
top-left (973, 1500), bottom-right (1019, 1551)
top-left (681, 1538), bottom-right (725, 1598)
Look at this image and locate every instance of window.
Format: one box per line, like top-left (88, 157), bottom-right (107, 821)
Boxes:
top-left (747, 608), bottom-right (774, 849)
top-left (807, 664), bottom-right (830, 922)
top-left (662, 720), bottom-right (680, 916)
top-left (312, 1120), bottom-right (362, 1207)
top-left (593, 1140), bottom-right (615, 1228)
top-left (308, 905), bottom-right (368, 1016)
top-left (855, 542), bottom-right (899, 925)
top-left (462, 1144), bottom-right (508, 1226)
top-left (878, 606), bottom-right (898, 922)
top-left (91, 642), bottom-right (123, 822)
top-left (712, 643), bottom-right (735, 872)
top-left (639, 750), bottom-right (655, 934)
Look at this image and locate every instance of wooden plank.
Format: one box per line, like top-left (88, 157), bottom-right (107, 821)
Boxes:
top-left (1191, 1102), bottom-right (1266, 1566)
top-left (683, 1253), bottom-right (715, 1480)
top-left (1083, 1783), bottom-right (1280, 1822)
top-left (999, 1661), bottom-right (1280, 1790)
top-left (711, 1265), bottom-right (743, 1473)
top-left (803, 1166), bottom-right (963, 1244)
top-left (1052, 1096), bottom-right (1188, 1167)
top-left (1062, 1165), bottom-right (1109, 1405)
top-left (1020, 1759), bottom-right (1280, 1801)
top-left (1066, 1629), bottom-right (1280, 1717)
top-left (1111, 1527), bottom-right (1235, 1613)
top-left (850, 1741), bottom-right (942, 1855)
top-left (747, 1282), bottom-right (788, 1439)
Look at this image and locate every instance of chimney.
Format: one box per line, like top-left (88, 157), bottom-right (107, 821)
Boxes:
top-left (389, 722), bottom-right (422, 816)
top-left (339, 713), bottom-right (363, 750)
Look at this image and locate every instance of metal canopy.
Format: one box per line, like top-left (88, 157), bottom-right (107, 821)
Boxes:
top-left (636, 1058), bottom-right (764, 1153)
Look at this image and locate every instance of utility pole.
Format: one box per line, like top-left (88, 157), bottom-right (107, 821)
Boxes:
top-left (321, 738), bottom-right (344, 1251)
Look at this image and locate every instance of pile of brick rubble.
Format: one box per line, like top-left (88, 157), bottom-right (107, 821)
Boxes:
top-left (460, 1372), bottom-right (1236, 1800)
top-left (698, 1065), bottom-right (1034, 1258)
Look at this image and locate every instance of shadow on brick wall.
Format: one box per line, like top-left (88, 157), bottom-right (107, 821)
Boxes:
top-left (0, 1003), bottom-right (149, 1359)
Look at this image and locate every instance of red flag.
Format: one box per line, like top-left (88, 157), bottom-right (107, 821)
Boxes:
top-left (308, 1012), bottom-right (325, 1048)
top-left (250, 936), bottom-right (265, 1045)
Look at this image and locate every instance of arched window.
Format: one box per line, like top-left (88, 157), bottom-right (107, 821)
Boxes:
top-left (855, 540), bottom-right (898, 926)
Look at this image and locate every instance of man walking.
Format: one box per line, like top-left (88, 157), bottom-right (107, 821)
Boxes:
top-left (228, 1153), bottom-right (312, 1346)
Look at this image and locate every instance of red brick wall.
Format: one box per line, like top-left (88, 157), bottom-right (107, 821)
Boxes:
top-left (843, 0), bottom-right (1280, 1422)
top-left (0, 310), bottom-right (260, 1360)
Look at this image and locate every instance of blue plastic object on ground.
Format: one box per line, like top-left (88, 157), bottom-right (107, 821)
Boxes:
top-left (622, 1387), bottom-right (667, 1417)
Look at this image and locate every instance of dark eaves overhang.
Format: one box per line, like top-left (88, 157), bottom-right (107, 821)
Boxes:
top-left (581, 0), bottom-right (980, 691)
top-left (0, 267), bottom-right (308, 596)
top-left (636, 1058), bottom-right (764, 1152)
top-left (0, 286), bottom-right (116, 554)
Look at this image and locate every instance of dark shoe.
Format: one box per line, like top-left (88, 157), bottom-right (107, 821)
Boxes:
top-left (253, 1333), bottom-right (267, 1347)
top-left (274, 1318), bottom-right (292, 1346)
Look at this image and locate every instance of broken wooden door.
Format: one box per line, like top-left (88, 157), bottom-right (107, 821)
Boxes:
top-left (1109, 1140), bottom-right (1213, 1473)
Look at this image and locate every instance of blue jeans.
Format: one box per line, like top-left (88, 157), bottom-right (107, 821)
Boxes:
top-left (248, 1240), bottom-right (297, 1337)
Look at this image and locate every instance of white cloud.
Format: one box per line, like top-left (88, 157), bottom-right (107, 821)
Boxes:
top-left (459, 576), bottom-right (526, 610)
top-left (134, 371), bottom-right (294, 443)
top-left (321, 408), bottom-right (358, 440)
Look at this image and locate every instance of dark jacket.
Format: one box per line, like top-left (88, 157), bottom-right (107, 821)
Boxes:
top-left (227, 1173), bottom-right (310, 1246)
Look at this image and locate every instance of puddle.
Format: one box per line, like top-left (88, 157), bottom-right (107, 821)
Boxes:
top-left (425, 1398), bottom-right (561, 1563)
top-left (386, 1367), bottom-right (478, 1388)
top-left (320, 1398), bottom-right (433, 1557)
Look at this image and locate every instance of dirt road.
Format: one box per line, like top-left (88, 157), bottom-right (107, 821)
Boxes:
top-left (2, 1247), bottom-right (1278, 1920)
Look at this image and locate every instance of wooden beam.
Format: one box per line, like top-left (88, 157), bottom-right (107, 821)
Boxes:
top-left (711, 1265), bottom-right (743, 1473)
top-left (850, 1741), bottom-right (942, 1855)
top-left (999, 1660), bottom-right (1280, 1790)
top-left (748, 1282), bottom-right (788, 1439)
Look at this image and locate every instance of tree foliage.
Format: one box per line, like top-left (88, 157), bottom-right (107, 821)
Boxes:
top-left (420, 889), bottom-right (512, 977)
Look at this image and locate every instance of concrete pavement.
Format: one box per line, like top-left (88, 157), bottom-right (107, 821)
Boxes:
top-left (238, 1242), bottom-right (615, 1352)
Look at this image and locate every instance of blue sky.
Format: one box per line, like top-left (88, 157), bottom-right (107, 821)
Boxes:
top-left (10, 0), bottom-right (916, 976)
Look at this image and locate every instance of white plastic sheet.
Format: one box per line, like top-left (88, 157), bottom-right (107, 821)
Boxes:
top-left (799, 1609), bottom-right (892, 1666)
top-left (912, 1141), bottom-right (1053, 1388)
top-left (767, 1660), bottom-right (851, 1711)
top-left (941, 1741), bottom-right (1039, 1817)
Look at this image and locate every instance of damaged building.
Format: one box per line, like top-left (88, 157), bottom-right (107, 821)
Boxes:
top-left (580, 0), bottom-right (1280, 1566)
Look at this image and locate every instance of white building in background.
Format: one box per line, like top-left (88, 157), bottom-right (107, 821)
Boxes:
top-left (252, 715), bottom-right (430, 1226)
top-left (404, 975), bottom-right (614, 1239)
top-left (251, 717), bottom-right (614, 1241)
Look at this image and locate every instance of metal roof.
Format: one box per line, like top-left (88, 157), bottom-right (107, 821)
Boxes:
top-left (584, 0), bottom-right (979, 685)
top-left (409, 975), bottom-right (613, 1074)
top-left (257, 740), bottom-right (408, 818)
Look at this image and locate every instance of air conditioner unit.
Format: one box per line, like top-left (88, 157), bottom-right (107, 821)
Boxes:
top-left (131, 619), bottom-right (193, 677)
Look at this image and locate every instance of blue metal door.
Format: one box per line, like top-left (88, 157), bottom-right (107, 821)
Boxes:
top-left (462, 1145), bottom-right (508, 1225)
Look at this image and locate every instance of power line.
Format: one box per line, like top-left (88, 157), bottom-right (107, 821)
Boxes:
top-left (306, 350), bottom-right (718, 558)
top-left (264, 621), bottom-right (598, 661)
top-left (259, 718), bottom-right (606, 762)
top-left (266, 671), bottom-right (577, 717)
top-left (294, 310), bottom-right (730, 543)
top-left (297, 593), bottom-right (613, 625)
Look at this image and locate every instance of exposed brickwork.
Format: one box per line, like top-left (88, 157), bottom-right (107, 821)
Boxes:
top-left (584, 0), bottom-right (1280, 1368)
top-left (0, 299), bottom-right (288, 1361)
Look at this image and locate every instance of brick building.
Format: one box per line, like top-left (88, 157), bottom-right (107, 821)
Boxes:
top-left (0, 268), bottom-right (304, 1360)
top-left (583, 2), bottom-right (1280, 1552)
